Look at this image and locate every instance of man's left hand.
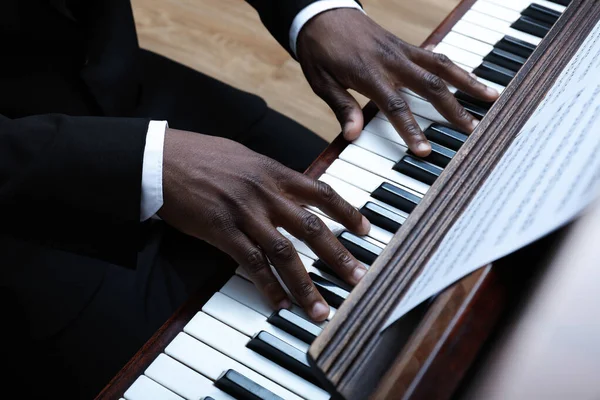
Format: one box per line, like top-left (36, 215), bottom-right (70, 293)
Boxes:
top-left (296, 8), bottom-right (499, 157)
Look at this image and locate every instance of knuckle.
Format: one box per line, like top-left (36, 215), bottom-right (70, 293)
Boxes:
top-left (316, 181), bottom-right (336, 202)
top-left (293, 281), bottom-right (316, 299)
top-left (424, 75), bottom-right (446, 95)
top-left (403, 123), bottom-right (423, 139)
top-left (386, 97), bottom-right (410, 116)
top-left (301, 213), bottom-right (324, 238)
top-left (457, 105), bottom-right (471, 120)
top-left (334, 248), bottom-right (355, 269)
top-left (209, 211), bottom-right (236, 233)
top-left (434, 53), bottom-right (452, 68)
top-left (271, 238), bottom-right (294, 260)
top-left (245, 248), bottom-right (267, 274)
top-left (346, 204), bottom-right (361, 221)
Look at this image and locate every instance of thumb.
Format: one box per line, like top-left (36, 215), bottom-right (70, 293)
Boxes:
top-left (312, 75), bottom-right (364, 141)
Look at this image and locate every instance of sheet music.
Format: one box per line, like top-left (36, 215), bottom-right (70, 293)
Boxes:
top-left (382, 20), bottom-right (600, 332)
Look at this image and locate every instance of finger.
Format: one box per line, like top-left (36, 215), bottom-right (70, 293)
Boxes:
top-left (310, 72), bottom-right (364, 141)
top-left (287, 175), bottom-right (370, 236)
top-left (221, 229), bottom-right (291, 310)
top-left (248, 221), bottom-right (330, 321)
top-left (407, 65), bottom-right (479, 133)
top-left (371, 82), bottom-right (432, 156)
top-left (413, 48), bottom-right (499, 102)
top-left (281, 204), bottom-right (368, 286)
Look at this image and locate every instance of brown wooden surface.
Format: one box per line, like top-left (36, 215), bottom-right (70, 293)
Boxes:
top-left (308, 1), bottom-right (600, 400)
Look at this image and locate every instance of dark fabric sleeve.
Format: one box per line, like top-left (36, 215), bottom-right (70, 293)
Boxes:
top-left (245, 0), bottom-right (362, 56)
top-left (0, 113), bottom-right (150, 267)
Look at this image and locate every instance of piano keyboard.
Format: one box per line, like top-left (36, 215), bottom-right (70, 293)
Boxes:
top-left (121, 1), bottom-right (569, 399)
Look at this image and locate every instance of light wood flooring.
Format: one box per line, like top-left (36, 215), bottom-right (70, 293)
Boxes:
top-left (131, 0), bottom-right (460, 142)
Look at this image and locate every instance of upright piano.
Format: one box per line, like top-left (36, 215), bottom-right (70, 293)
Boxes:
top-left (96, 0), bottom-right (600, 399)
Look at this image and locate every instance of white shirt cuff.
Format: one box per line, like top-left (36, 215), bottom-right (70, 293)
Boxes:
top-left (289, 0), bottom-right (364, 57)
top-left (140, 120), bottom-right (167, 221)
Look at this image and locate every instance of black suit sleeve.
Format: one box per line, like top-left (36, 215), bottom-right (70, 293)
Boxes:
top-left (245, 0), bottom-right (361, 56)
top-left (0, 113), bottom-right (150, 267)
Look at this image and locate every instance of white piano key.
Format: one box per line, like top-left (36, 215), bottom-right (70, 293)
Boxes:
top-left (531, 0), bottom-right (566, 13)
top-left (338, 145), bottom-right (431, 195)
top-left (472, 0), bottom-right (522, 22)
top-left (166, 333), bottom-right (303, 400)
top-left (145, 354), bottom-right (235, 400)
top-left (506, 26), bottom-right (543, 46)
top-left (308, 204), bottom-right (393, 245)
top-left (485, 0), bottom-right (566, 13)
top-left (462, 10), bottom-right (542, 46)
top-left (219, 275), bottom-right (333, 323)
top-left (462, 10), bottom-right (512, 33)
top-left (318, 173), bottom-right (410, 220)
top-left (478, 77), bottom-right (506, 94)
top-left (124, 375), bottom-right (184, 400)
top-left (326, 158), bottom-right (421, 197)
top-left (452, 19), bottom-right (505, 46)
top-left (202, 292), bottom-right (309, 352)
top-left (434, 42), bottom-right (484, 69)
top-left (442, 31), bottom-right (495, 57)
top-left (233, 265), bottom-right (339, 320)
top-left (353, 130), bottom-right (408, 162)
top-left (184, 312), bottom-right (329, 400)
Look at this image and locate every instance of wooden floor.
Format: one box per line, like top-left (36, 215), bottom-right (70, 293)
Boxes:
top-left (131, 0), bottom-right (460, 142)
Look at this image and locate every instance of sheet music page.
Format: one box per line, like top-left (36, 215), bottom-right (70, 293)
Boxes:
top-left (382, 20), bottom-right (600, 332)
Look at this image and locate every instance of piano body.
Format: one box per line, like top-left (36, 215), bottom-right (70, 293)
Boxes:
top-left (96, 0), bottom-right (600, 399)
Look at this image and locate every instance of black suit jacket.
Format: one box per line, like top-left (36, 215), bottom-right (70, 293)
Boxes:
top-left (0, 0), bottom-right (360, 269)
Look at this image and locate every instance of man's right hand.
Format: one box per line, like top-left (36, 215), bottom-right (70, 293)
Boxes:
top-left (157, 128), bottom-right (371, 322)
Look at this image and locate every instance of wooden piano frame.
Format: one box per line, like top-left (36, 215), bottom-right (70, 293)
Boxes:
top-left (96, 1), bottom-right (600, 399)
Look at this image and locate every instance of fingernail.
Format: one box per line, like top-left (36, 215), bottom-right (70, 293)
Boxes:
top-left (352, 266), bottom-right (367, 283)
top-left (311, 302), bottom-right (330, 320)
top-left (417, 141), bottom-right (431, 155)
top-left (471, 119), bottom-right (480, 131)
top-left (361, 216), bottom-right (371, 235)
top-left (277, 298), bottom-right (291, 310)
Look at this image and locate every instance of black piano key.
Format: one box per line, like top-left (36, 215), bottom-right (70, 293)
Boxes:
top-left (215, 369), bottom-right (283, 400)
top-left (311, 259), bottom-right (340, 279)
top-left (549, 0), bottom-right (570, 5)
top-left (360, 202), bottom-right (404, 233)
top-left (247, 331), bottom-right (319, 386)
top-left (511, 16), bottom-right (551, 38)
top-left (394, 155), bottom-right (443, 185)
top-left (371, 182), bottom-right (421, 213)
top-left (522, 4), bottom-right (561, 25)
top-left (483, 48), bottom-right (526, 72)
top-left (204, 398), bottom-right (216, 400)
top-left (408, 141), bottom-right (456, 168)
top-left (338, 231), bottom-right (382, 265)
top-left (496, 36), bottom-right (536, 59)
top-left (456, 98), bottom-right (487, 120)
top-left (268, 309), bottom-right (322, 344)
top-left (473, 61), bottom-right (516, 86)
top-left (454, 90), bottom-right (494, 111)
top-left (424, 124), bottom-right (467, 151)
top-left (309, 272), bottom-right (349, 308)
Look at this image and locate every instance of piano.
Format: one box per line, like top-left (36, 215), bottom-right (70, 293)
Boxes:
top-left (96, 0), bottom-right (598, 399)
